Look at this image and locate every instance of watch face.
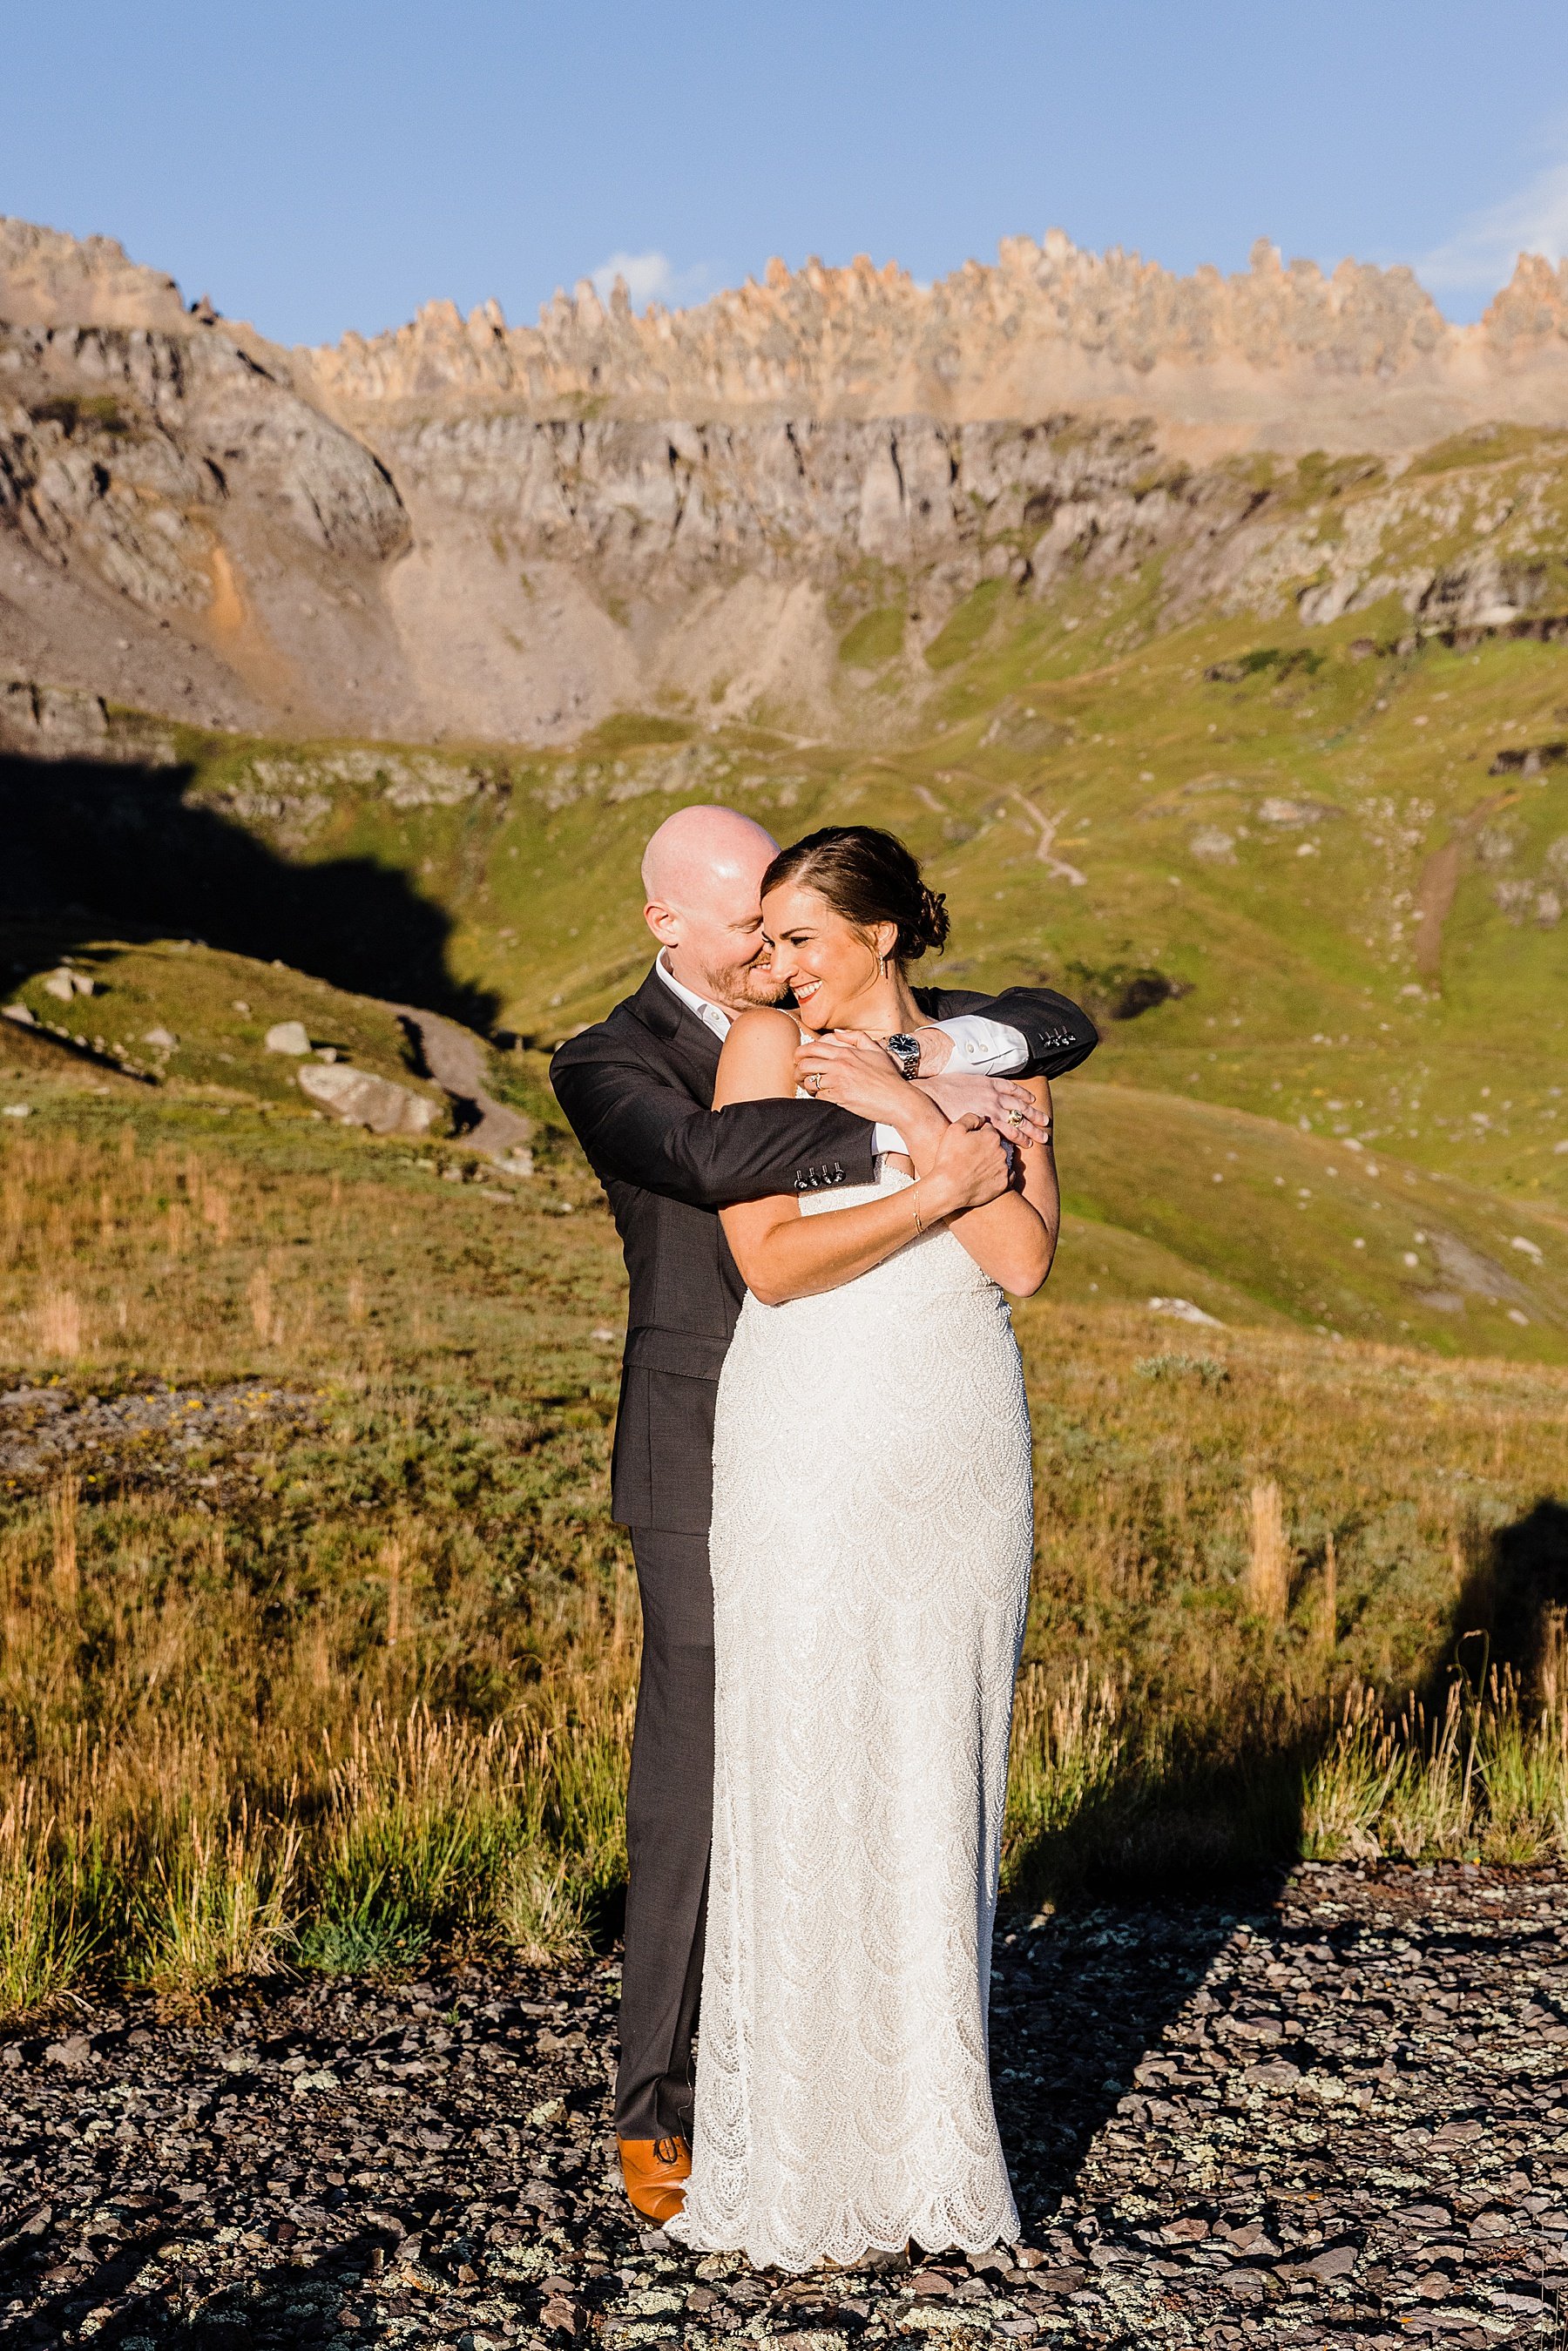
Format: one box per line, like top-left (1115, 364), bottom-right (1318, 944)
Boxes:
top-left (888, 1033), bottom-right (920, 1075)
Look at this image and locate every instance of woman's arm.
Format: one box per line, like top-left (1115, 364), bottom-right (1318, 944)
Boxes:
top-left (943, 1078), bottom-right (1058, 1296)
top-left (714, 1010), bottom-right (1011, 1305)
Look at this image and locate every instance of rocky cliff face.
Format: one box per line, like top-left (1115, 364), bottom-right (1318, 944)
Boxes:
top-left (4, 217), bottom-right (1568, 747)
top-left (0, 294), bottom-right (418, 737)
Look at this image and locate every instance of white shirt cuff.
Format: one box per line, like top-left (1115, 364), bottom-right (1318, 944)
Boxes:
top-left (871, 1122), bottom-right (909, 1157)
top-left (932, 1014), bottom-right (1028, 1075)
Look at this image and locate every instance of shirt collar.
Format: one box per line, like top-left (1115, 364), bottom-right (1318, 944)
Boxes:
top-left (653, 952), bottom-right (732, 1039)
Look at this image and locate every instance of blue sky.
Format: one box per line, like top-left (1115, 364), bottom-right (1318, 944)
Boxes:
top-left (9, 1), bottom-right (1568, 347)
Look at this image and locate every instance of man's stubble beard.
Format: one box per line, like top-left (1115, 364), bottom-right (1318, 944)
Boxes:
top-left (738, 963), bottom-right (790, 1009)
top-left (705, 955), bottom-right (790, 1016)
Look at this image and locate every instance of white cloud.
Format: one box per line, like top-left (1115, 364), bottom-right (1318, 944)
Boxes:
top-left (1419, 155), bottom-right (1568, 297)
top-left (588, 249), bottom-right (711, 311)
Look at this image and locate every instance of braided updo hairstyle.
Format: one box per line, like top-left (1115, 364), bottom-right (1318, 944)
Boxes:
top-left (760, 826), bottom-right (950, 963)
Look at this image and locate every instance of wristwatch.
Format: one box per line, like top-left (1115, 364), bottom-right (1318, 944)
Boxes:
top-left (885, 1032), bottom-right (923, 1080)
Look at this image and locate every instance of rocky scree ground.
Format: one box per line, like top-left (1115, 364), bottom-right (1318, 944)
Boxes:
top-left (0, 1376), bottom-right (320, 1504)
top-left (0, 1862), bottom-right (1562, 2348)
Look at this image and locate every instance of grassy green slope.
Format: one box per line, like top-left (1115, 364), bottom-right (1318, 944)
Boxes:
top-left (1056, 1086), bottom-right (1565, 1360)
top-left (9, 942), bottom-right (1561, 1357)
top-left (1, 929), bottom-right (446, 1115)
top-left (166, 595), bottom-right (1567, 1203)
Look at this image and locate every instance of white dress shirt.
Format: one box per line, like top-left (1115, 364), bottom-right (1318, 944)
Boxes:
top-left (652, 956), bottom-right (1027, 1159)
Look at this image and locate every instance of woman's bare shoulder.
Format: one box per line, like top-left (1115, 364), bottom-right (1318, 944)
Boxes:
top-left (715, 1005), bottom-right (801, 1104)
top-left (726, 1006), bottom-right (801, 1046)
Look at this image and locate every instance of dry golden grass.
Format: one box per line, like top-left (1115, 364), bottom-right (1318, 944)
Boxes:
top-left (0, 1094), bottom-right (1565, 2014)
top-left (1245, 1479), bottom-right (1291, 1625)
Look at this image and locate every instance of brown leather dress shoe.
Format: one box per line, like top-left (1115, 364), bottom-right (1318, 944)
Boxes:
top-left (618, 2133), bottom-right (691, 2223)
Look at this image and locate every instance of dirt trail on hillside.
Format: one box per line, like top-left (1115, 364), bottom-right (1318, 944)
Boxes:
top-left (392, 1007), bottom-right (533, 1161)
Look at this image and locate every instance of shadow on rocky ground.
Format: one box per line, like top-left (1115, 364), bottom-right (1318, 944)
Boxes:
top-left (2, 1862), bottom-right (1562, 2348)
top-left (0, 750), bottom-right (497, 1030)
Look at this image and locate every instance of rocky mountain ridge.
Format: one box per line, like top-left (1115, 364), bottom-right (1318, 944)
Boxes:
top-left (5, 216), bottom-right (1568, 743)
top-left (305, 235), bottom-right (1568, 453)
top-left (11, 216), bottom-right (1568, 449)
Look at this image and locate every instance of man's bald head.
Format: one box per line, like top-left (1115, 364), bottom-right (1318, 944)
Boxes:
top-left (641, 803), bottom-right (785, 1013)
top-left (641, 804), bottom-right (778, 909)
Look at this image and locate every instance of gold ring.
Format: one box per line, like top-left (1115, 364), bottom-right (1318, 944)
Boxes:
top-left (1006, 1107), bottom-right (1024, 1125)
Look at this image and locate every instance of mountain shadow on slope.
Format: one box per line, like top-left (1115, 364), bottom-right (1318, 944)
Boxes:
top-left (0, 752), bottom-right (499, 1031)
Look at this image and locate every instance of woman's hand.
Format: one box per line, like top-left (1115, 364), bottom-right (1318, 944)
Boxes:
top-left (792, 1031), bottom-right (926, 1130)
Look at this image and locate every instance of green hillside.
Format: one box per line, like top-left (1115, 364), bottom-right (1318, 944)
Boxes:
top-left (114, 567), bottom-right (1566, 1206)
top-left (4, 942), bottom-right (1564, 1362)
top-left (0, 929), bottom-right (445, 1110)
top-left (6, 432), bottom-right (1568, 1354)
top-left (1052, 1085), bottom-right (1565, 1360)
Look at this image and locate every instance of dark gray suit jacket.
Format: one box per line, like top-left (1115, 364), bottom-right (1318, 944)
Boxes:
top-left (551, 966), bottom-right (1097, 1535)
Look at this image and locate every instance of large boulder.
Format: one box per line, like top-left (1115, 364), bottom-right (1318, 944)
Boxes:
top-left (296, 1063), bottom-right (437, 1137)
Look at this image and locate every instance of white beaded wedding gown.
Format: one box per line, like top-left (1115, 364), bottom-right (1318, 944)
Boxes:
top-left (668, 1162), bottom-right (1033, 2273)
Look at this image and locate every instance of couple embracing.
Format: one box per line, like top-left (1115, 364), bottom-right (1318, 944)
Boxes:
top-left (553, 807), bottom-right (1097, 2273)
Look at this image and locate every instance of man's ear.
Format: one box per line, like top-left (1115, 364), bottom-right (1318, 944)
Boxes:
top-left (644, 899), bottom-right (680, 949)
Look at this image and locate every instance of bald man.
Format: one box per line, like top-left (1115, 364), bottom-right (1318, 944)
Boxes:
top-left (551, 805), bottom-right (1097, 2223)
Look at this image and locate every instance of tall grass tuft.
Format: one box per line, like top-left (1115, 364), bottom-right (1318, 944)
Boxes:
top-left (496, 1849), bottom-right (592, 1966)
top-left (1245, 1479), bottom-right (1291, 1622)
top-left (48, 1473), bottom-right (78, 1602)
top-left (129, 1805), bottom-right (300, 2002)
top-left (1006, 1661), bottom-right (1125, 1856)
top-left (1321, 1529), bottom-right (1338, 1652)
top-left (0, 1787), bottom-right (98, 2016)
top-left (247, 1263), bottom-right (274, 1341)
top-left (1302, 1640), bottom-right (1568, 1867)
top-left (296, 1701), bottom-right (628, 1976)
top-left (301, 1708), bottom-right (517, 1972)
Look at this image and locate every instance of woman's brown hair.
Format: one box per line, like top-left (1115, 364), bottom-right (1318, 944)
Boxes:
top-left (760, 826), bottom-right (950, 963)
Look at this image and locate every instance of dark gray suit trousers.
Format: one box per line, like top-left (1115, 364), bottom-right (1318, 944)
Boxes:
top-left (615, 1523), bottom-right (714, 2139)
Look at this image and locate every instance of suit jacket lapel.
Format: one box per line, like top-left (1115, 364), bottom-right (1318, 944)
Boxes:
top-left (627, 963), bottom-right (725, 1105)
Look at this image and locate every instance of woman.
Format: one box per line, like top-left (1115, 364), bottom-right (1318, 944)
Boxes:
top-left (668, 826), bottom-right (1058, 2272)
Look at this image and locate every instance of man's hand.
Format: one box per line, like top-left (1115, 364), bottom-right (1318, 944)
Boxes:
top-left (916, 1071), bottom-right (1047, 1146)
top-left (923, 1113), bottom-right (1012, 1217)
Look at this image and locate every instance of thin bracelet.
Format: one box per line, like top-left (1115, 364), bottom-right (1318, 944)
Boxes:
top-left (910, 1182), bottom-right (925, 1236)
